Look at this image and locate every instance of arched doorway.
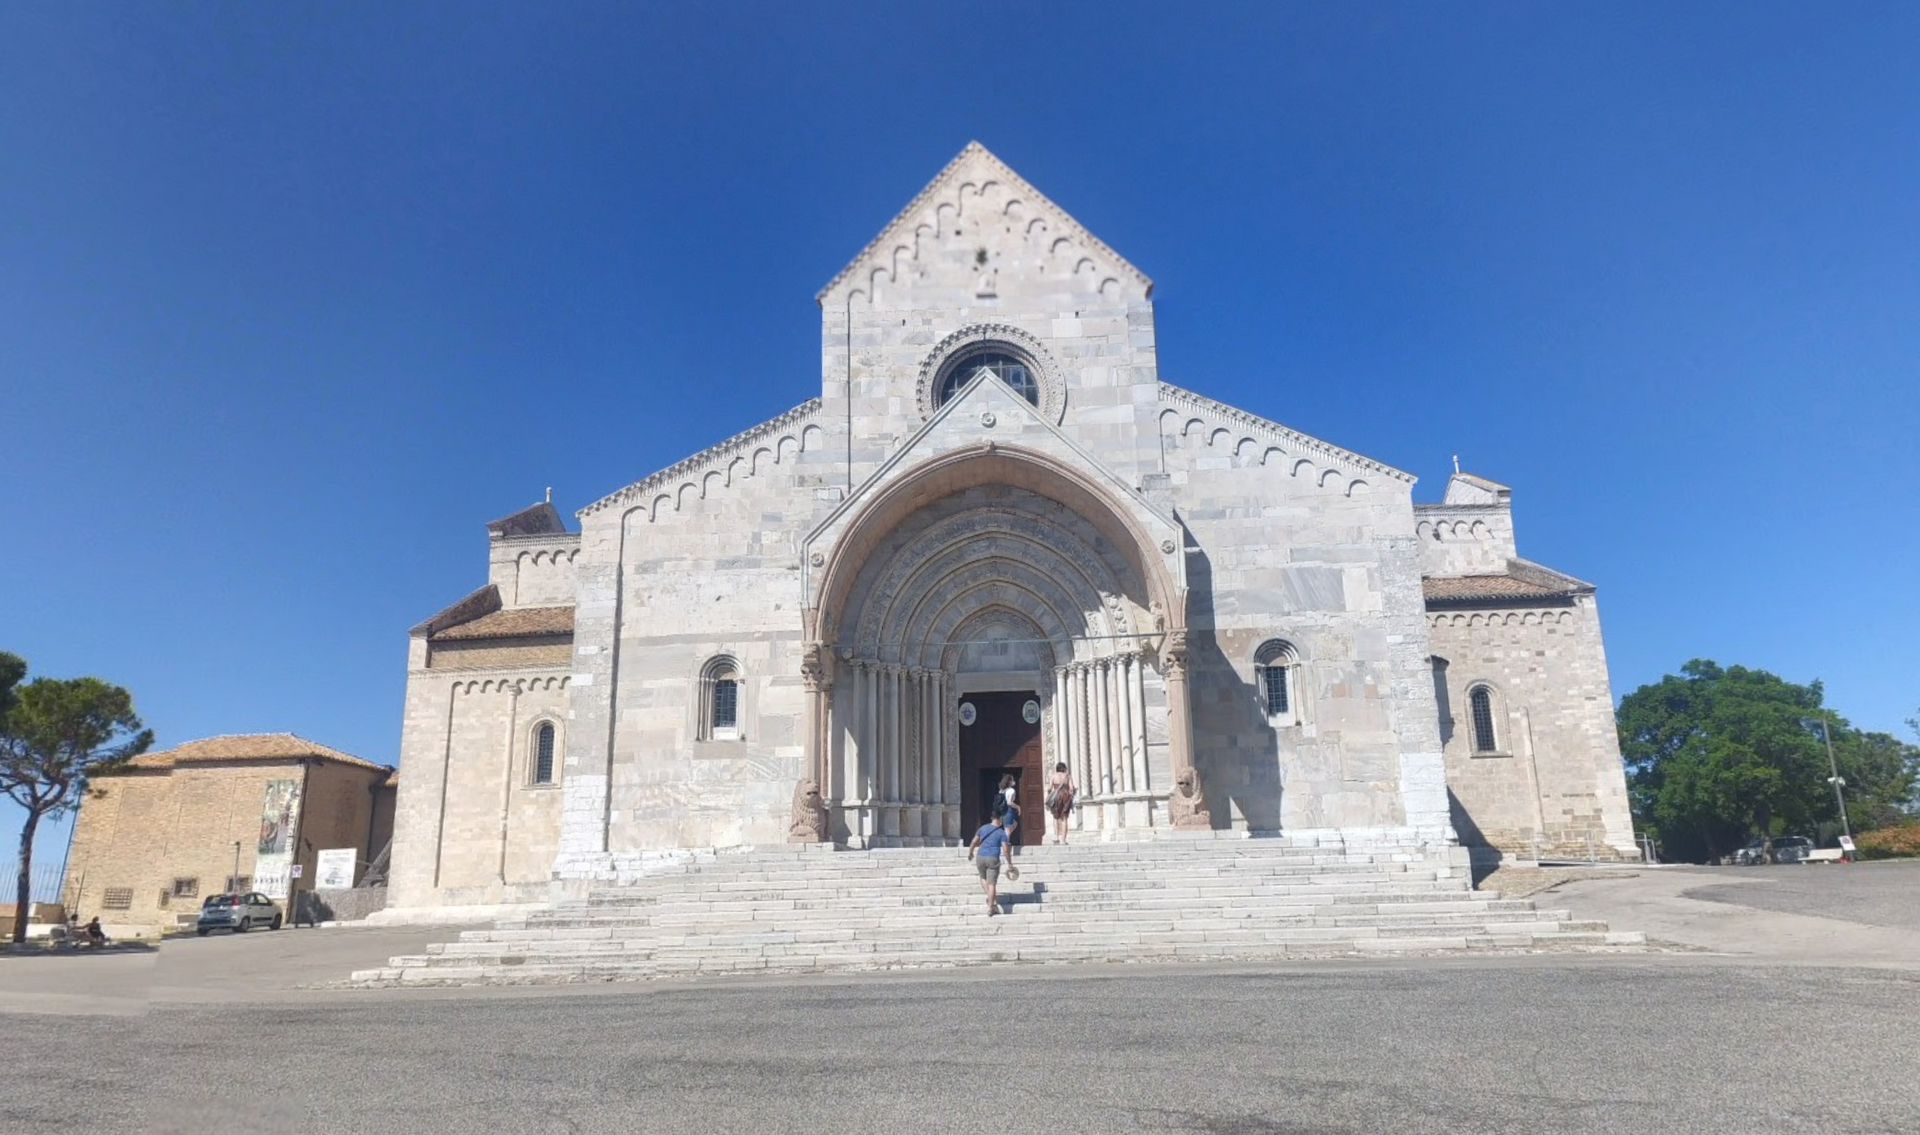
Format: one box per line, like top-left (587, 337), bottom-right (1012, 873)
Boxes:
top-left (803, 445), bottom-right (1192, 847)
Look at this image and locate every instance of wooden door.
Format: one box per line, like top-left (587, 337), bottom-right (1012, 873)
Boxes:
top-left (958, 691), bottom-right (1045, 846)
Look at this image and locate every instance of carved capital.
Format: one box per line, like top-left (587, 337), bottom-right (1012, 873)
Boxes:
top-left (1162, 628), bottom-right (1190, 678)
top-left (801, 642), bottom-right (832, 693)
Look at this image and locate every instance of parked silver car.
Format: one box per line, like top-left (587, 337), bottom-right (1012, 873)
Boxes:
top-left (195, 892), bottom-right (283, 934)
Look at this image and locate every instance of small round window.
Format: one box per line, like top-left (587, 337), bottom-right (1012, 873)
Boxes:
top-left (936, 351), bottom-right (1038, 408)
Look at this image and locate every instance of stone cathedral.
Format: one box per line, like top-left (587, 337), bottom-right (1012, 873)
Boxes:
top-left (387, 144), bottom-right (1638, 914)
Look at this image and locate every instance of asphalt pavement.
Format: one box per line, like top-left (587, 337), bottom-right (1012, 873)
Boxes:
top-left (4, 862), bottom-right (1918, 1134)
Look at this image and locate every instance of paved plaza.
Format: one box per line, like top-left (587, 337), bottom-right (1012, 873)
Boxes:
top-left (4, 863), bottom-right (1918, 1134)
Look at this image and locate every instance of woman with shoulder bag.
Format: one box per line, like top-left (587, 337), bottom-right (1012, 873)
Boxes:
top-left (1045, 762), bottom-right (1075, 845)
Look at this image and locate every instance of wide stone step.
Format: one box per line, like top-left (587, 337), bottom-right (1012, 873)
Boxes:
top-left (356, 926), bottom-right (1645, 986)
top-left (345, 841), bottom-right (1640, 988)
top-left (415, 908), bottom-right (1598, 964)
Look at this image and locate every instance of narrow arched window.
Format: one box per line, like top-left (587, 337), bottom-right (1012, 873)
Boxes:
top-left (699, 655), bottom-right (743, 741)
top-left (1254, 639), bottom-right (1298, 722)
top-left (1469, 686), bottom-right (1498, 753)
top-left (532, 722), bottom-right (557, 785)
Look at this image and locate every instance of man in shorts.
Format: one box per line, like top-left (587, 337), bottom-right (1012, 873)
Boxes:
top-left (966, 812), bottom-right (1012, 916)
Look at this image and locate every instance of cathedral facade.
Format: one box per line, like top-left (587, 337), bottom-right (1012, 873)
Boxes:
top-left (388, 144), bottom-right (1637, 912)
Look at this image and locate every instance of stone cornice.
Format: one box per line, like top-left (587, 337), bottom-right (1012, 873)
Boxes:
top-left (578, 398), bottom-right (822, 519)
top-left (815, 141), bottom-right (1152, 305)
top-left (1157, 383), bottom-right (1415, 485)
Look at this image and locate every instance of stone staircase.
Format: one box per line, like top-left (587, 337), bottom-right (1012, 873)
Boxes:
top-left (349, 836), bottom-right (1644, 986)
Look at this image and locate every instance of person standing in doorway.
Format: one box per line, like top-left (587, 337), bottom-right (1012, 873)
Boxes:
top-left (1046, 762), bottom-right (1076, 845)
top-left (966, 812), bottom-right (1012, 916)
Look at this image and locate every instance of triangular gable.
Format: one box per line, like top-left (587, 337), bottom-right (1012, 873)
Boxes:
top-left (802, 370), bottom-right (1186, 595)
top-left (816, 141), bottom-right (1152, 306)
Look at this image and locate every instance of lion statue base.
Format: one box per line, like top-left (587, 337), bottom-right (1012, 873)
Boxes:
top-left (787, 777), bottom-right (827, 843)
top-left (1169, 766), bottom-right (1212, 830)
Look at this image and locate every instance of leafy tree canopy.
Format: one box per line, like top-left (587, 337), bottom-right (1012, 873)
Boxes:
top-left (1617, 660), bottom-right (1919, 862)
top-left (0, 652), bottom-right (24, 721)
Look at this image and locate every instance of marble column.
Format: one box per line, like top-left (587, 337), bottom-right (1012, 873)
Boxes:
top-left (865, 661), bottom-right (880, 803)
top-left (1127, 652), bottom-right (1151, 794)
top-left (887, 665), bottom-right (903, 809)
top-left (1115, 653), bottom-right (1136, 796)
top-left (1093, 659), bottom-right (1113, 798)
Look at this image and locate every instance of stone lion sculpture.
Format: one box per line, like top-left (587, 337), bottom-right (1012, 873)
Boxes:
top-left (787, 777), bottom-right (827, 843)
top-left (1169, 766), bottom-right (1212, 829)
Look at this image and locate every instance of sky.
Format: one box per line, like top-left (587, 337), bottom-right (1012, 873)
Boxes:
top-left (4, 2), bottom-right (1918, 864)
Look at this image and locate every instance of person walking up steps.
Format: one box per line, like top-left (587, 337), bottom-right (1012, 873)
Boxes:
top-left (966, 812), bottom-right (1013, 916)
top-left (1046, 762), bottom-right (1076, 844)
top-left (993, 773), bottom-right (1022, 878)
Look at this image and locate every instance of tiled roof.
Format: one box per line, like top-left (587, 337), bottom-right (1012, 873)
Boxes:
top-left (430, 605), bottom-right (574, 640)
top-left (1424, 559), bottom-right (1592, 605)
top-left (1424, 575), bottom-right (1569, 601)
top-left (486, 501), bottom-right (570, 539)
top-left (123, 733), bottom-right (391, 775)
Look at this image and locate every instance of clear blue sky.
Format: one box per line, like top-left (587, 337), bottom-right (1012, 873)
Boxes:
top-left (5, 3), bottom-right (1918, 862)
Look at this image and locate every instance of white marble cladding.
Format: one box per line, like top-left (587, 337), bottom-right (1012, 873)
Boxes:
top-left (385, 142), bottom-right (1638, 910)
top-left (1154, 394), bottom-right (1450, 841)
top-left (1414, 503), bottom-right (1519, 576)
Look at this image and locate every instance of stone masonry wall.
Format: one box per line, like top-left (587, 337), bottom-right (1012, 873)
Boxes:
top-left (389, 669), bottom-right (570, 909)
top-left (1155, 401), bottom-right (1448, 842)
top-left (64, 759), bottom-right (386, 934)
top-left (1428, 596), bottom-right (1638, 860)
top-left (489, 534), bottom-right (580, 607)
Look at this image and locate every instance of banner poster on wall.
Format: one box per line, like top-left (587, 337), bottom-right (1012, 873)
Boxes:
top-left (250, 778), bottom-right (304, 900)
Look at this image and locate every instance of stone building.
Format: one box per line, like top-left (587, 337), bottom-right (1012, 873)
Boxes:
top-left (63, 734), bottom-right (395, 934)
top-left (389, 143), bottom-right (1637, 914)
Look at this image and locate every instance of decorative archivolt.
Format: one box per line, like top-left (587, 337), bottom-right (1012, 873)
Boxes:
top-left (940, 607), bottom-right (1059, 676)
top-left (451, 674), bottom-right (572, 695)
top-left (1156, 383), bottom-right (1411, 498)
top-left (576, 400), bottom-right (825, 523)
top-left (1427, 611), bottom-right (1572, 628)
top-left (1415, 519), bottom-right (1492, 541)
top-left (842, 504), bottom-right (1145, 668)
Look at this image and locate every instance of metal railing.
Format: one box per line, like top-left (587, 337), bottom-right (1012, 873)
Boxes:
top-left (1, 860), bottom-right (69, 906)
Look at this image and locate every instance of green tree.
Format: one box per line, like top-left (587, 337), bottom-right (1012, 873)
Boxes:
top-left (1617, 660), bottom-right (1918, 862)
top-left (0, 661), bottom-right (153, 943)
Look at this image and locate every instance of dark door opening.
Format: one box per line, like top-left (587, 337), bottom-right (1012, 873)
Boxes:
top-left (957, 691), bottom-right (1044, 846)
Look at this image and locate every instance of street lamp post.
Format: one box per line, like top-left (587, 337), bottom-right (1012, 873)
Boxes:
top-left (1816, 716), bottom-right (1850, 844)
top-left (231, 841), bottom-right (241, 893)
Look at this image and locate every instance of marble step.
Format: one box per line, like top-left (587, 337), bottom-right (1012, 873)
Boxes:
top-left (350, 929), bottom-right (1648, 985)
top-left (511, 895), bottom-right (1507, 933)
top-left (428, 906), bottom-right (1590, 957)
